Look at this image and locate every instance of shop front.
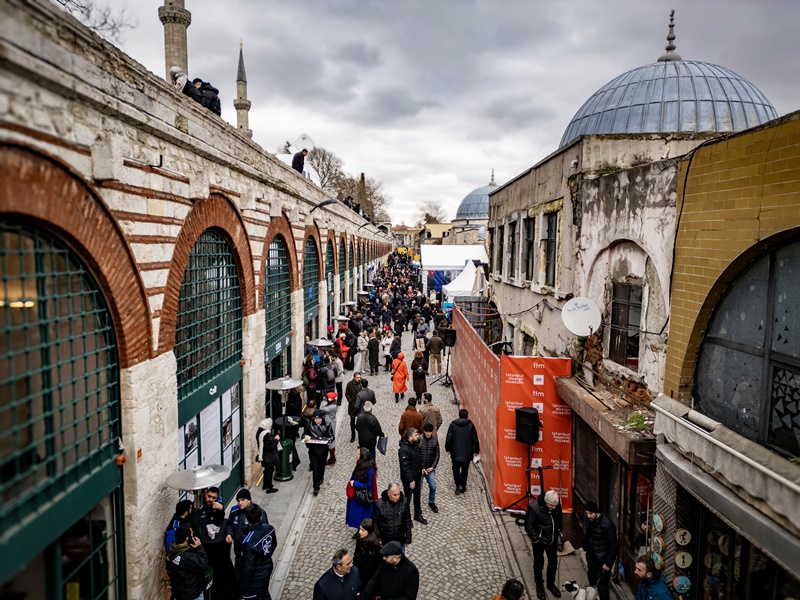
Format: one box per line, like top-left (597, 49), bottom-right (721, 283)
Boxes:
top-left (174, 229), bottom-right (244, 503)
top-left (303, 236), bottom-right (320, 341)
top-left (0, 222), bottom-right (126, 598)
top-left (264, 234), bottom-right (293, 419)
top-left (325, 239), bottom-right (335, 328)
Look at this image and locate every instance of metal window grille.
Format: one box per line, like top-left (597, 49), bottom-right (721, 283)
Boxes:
top-left (303, 237), bottom-right (319, 316)
top-left (325, 241), bottom-right (335, 305)
top-left (0, 222), bottom-right (119, 528)
top-left (610, 283), bottom-right (642, 369)
top-left (543, 212), bottom-right (558, 287)
top-left (264, 235), bottom-right (291, 348)
top-left (487, 228), bottom-right (494, 275)
top-left (524, 217), bottom-right (536, 280)
top-left (175, 229), bottom-right (242, 399)
top-left (496, 226), bottom-right (504, 275)
top-left (507, 221), bottom-right (517, 276)
top-left (349, 242), bottom-right (355, 298)
top-left (339, 240), bottom-right (346, 302)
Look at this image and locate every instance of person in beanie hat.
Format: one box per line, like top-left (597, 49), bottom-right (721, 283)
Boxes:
top-left (362, 540), bottom-right (420, 600)
top-left (581, 501), bottom-right (617, 600)
top-left (305, 409), bottom-right (335, 495)
top-left (225, 491), bottom-right (268, 557)
top-left (255, 418), bottom-right (280, 493)
top-left (355, 401), bottom-right (384, 460)
top-left (419, 423), bottom-right (440, 514)
top-left (169, 66), bottom-right (203, 106)
top-left (525, 489), bottom-right (563, 599)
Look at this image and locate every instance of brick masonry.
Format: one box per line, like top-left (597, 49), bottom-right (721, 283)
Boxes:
top-left (664, 112), bottom-right (800, 399)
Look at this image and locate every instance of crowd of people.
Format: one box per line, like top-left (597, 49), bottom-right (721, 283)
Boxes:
top-left (163, 249), bottom-right (667, 600)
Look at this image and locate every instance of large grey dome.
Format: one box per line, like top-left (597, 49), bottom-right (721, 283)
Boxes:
top-left (559, 14), bottom-right (777, 147)
top-left (455, 175), bottom-right (498, 221)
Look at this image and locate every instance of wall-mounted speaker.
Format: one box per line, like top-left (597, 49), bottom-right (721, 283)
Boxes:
top-left (515, 407), bottom-right (541, 444)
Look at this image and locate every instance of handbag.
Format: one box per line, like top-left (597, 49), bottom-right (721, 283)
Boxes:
top-left (377, 436), bottom-right (387, 456)
top-left (346, 480), bottom-right (355, 500)
top-left (355, 487), bottom-right (373, 506)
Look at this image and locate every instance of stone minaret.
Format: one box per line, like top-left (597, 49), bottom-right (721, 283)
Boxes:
top-left (159, 0), bottom-right (191, 78)
top-left (234, 41), bottom-right (253, 138)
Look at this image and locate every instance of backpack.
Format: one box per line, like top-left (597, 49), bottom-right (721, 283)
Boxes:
top-left (164, 518), bottom-right (180, 551)
top-left (325, 366), bottom-right (335, 382)
top-left (415, 337), bottom-right (426, 351)
top-left (415, 363), bottom-right (425, 377)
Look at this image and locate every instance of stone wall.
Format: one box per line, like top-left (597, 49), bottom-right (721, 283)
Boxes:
top-left (0, 0), bottom-right (390, 597)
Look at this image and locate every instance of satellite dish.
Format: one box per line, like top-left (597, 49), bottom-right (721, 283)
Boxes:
top-left (562, 297), bottom-right (602, 336)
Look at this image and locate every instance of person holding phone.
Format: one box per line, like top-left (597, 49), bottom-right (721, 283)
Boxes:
top-left (165, 524), bottom-right (208, 600)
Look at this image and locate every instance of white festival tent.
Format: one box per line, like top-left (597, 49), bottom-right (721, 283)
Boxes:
top-left (420, 245), bottom-right (489, 294)
top-left (442, 260), bottom-right (479, 299)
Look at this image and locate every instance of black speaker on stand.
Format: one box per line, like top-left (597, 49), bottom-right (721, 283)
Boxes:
top-left (502, 408), bottom-right (551, 515)
top-left (432, 329), bottom-right (456, 388)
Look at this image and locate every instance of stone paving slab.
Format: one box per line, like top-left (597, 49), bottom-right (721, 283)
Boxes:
top-left (248, 330), bottom-right (596, 599)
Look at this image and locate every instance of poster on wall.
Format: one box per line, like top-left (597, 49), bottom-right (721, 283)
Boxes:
top-left (201, 401), bottom-right (222, 465)
top-left (495, 356), bottom-right (573, 512)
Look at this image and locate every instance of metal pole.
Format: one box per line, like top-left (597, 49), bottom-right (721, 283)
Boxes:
top-left (275, 390), bottom-right (294, 481)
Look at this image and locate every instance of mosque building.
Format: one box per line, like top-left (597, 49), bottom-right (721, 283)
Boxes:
top-left (486, 12), bottom-right (799, 596)
top-left (444, 172), bottom-right (498, 246)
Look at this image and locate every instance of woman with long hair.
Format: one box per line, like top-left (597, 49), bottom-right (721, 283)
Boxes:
top-left (353, 518), bottom-right (382, 598)
top-left (345, 447), bottom-right (378, 530)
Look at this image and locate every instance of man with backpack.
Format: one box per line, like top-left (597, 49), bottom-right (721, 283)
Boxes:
top-left (192, 78), bottom-right (222, 116)
top-left (318, 357), bottom-right (337, 400)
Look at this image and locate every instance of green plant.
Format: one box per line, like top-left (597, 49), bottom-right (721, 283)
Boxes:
top-left (790, 456), bottom-right (800, 466)
top-left (624, 413), bottom-right (651, 432)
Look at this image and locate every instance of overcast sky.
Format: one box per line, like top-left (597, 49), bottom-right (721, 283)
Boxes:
top-left (114, 0), bottom-right (800, 225)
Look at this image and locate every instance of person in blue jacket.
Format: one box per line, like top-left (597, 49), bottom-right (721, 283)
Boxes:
top-left (236, 505), bottom-right (278, 600)
top-left (633, 555), bottom-right (673, 600)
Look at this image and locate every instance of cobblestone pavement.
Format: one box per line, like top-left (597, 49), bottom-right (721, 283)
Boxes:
top-left (280, 330), bottom-right (517, 598)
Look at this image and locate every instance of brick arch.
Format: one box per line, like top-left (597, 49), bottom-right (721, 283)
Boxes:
top-left (301, 222), bottom-right (324, 282)
top-left (260, 211), bottom-right (299, 292)
top-left (674, 228), bottom-right (800, 393)
top-left (340, 233), bottom-right (350, 270)
top-left (159, 193), bottom-right (255, 354)
top-left (0, 143), bottom-right (151, 368)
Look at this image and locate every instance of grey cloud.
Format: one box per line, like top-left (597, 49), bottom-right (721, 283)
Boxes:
top-left (354, 89), bottom-right (440, 125)
top-left (332, 42), bottom-right (381, 68)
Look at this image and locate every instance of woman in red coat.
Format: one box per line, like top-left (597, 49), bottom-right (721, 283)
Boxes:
top-left (391, 351), bottom-right (409, 403)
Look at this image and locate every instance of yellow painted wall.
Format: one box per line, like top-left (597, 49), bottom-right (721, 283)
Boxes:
top-left (665, 111), bottom-right (800, 399)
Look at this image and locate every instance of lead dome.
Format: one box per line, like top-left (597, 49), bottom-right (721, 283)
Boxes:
top-left (455, 173), bottom-right (498, 221)
top-left (559, 11), bottom-right (778, 148)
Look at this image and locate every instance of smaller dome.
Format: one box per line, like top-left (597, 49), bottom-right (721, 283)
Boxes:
top-left (455, 173), bottom-right (498, 221)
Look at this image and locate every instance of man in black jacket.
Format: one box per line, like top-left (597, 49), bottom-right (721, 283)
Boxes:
top-left (419, 423), bottom-right (440, 513)
top-left (292, 149), bottom-right (308, 173)
top-left (192, 78), bottom-right (222, 116)
top-left (581, 501), bottom-right (617, 600)
top-left (166, 524), bottom-right (209, 600)
top-left (345, 372), bottom-right (363, 443)
top-left (312, 548), bottom-right (361, 600)
top-left (236, 506), bottom-right (277, 600)
top-left (362, 541), bottom-right (419, 600)
top-left (398, 428), bottom-right (426, 524)
top-left (445, 409), bottom-right (480, 494)
top-left (225, 489), bottom-right (268, 556)
top-left (355, 402), bottom-right (384, 460)
top-left (525, 490), bottom-right (563, 599)
top-left (305, 410), bottom-right (335, 495)
top-left (372, 483), bottom-right (413, 550)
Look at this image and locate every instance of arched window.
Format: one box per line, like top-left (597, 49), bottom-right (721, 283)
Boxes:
top-left (175, 229), bottom-right (243, 501)
top-left (349, 241), bottom-right (355, 298)
top-left (303, 237), bottom-right (319, 337)
top-left (339, 239), bottom-right (346, 303)
top-left (0, 221), bottom-right (122, 592)
top-left (264, 234), bottom-right (291, 357)
top-left (696, 238), bottom-right (800, 458)
top-left (326, 240), bottom-right (335, 308)
top-left (175, 229), bottom-right (242, 398)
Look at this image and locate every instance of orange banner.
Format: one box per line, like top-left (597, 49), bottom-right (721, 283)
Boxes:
top-left (495, 356), bottom-right (573, 512)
